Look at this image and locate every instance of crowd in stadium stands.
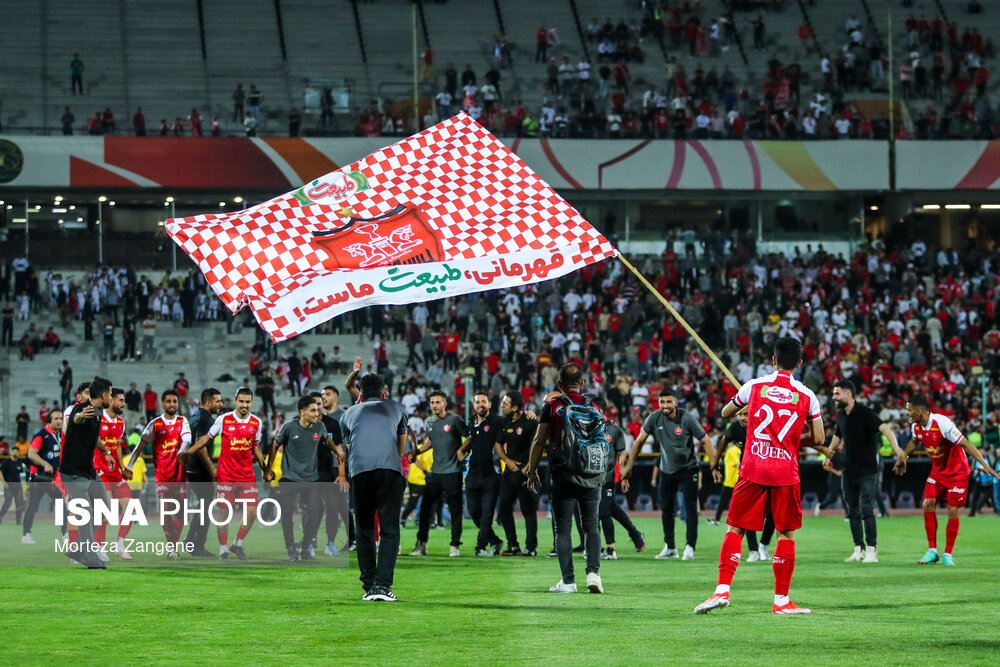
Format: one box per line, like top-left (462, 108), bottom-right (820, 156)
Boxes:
top-left (4, 226), bottom-right (1000, 514)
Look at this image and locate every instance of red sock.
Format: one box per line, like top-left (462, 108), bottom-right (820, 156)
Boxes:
top-left (69, 528), bottom-right (79, 543)
top-left (237, 524), bottom-right (250, 541)
top-left (924, 511), bottom-right (938, 549)
top-left (218, 529), bottom-right (229, 547)
top-left (717, 531), bottom-right (744, 587)
top-left (945, 517), bottom-right (959, 554)
top-left (375, 514), bottom-right (380, 542)
top-left (118, 522), bottom-right (132, 540)
top-left (95, 524), bottom-right (107, 544)
top-left (772, 539), bottom-right (795, 596)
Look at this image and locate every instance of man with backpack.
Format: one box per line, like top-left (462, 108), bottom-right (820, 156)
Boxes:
top-left (622, 388), bottom-right (718, 561)
top-left (525, 364), bottom-right (610, 594)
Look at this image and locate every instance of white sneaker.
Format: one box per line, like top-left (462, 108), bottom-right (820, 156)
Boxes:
top-left (21, 533), bottom-right (35, 545)
top-left (813, 504), bottom-right (821, 517)
top-left (117, 539), bottom-right (133, 561)
top-left (586, 572), bottom-right (604, 594)
top-left (449, 545), bottom-right (460, 557)
top-left (747, 550), bottom-right (761, 563)
top-left (97, 546), bottom-right (110, 563)
top-left (549, 580), bottom-right (578, 593)
top-left (409, 541), bottom-right (428, 556)
top-left (682, 545), bottom-right (695, 561)
top-left (758, 545), bottom-right (771, 561)
top-left (845, 546), bottom-right (863, 563)
top-left (862, 546), bottom-right (878, 563)
top-left (655, 546), bottom-right (679, 559)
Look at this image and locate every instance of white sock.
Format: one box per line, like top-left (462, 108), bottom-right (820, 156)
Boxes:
top-left (219, 544), bottom-right (229, 554)
top-left (715, 584), bottom-right (730, 595)
top-left (929, 547), bottom-right (938, 553)
top-left (233, 538), bottom-right (243, 548)
top-left (775, 594), bottom-right (789, 606)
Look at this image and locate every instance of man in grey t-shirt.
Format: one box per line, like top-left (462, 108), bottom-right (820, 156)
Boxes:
top-left (623, 388), bottom-right (717, 561)
top-left (408, 390), bottom-right (469, 556)
top-left (266, 395), bottom-right (343, 561)
top-left (340, 373), bottom-right (408, 601)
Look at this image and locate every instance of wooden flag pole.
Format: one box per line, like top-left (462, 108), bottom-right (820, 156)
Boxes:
top-left (617, 254), bottom-right (741, 389)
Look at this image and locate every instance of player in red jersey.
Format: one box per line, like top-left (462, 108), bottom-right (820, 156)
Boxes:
top-left (183, 387), bottom-right (265, 561)
top-left (93, 387), bottom-right (134, 561)
top-left (904, 394), bottom-right (999, 565)
top-left (695, 338), bottom-right (825, 615)
top-left (127, 389), bottom-right (191, 559)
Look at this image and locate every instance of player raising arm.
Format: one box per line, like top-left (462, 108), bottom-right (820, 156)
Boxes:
top-left (904, 394), bottom-right (1000, 566)
top-left (694, 337), bottom-right (825, 615)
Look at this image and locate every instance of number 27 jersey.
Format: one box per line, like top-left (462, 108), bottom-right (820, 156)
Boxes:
top-left (732, 370), bottom-right (822, 486)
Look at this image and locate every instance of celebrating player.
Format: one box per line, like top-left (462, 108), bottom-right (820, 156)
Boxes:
top-left (183, 387), bottom-right (265, 561)
top-left (695, 337), bottom-right (825, 615)
top-left (128, 389), bottom-right (191, 558)
top-left (94, 387), bottom-right (135, 561)
top-left (903, 394), bottom-right (1000, 565)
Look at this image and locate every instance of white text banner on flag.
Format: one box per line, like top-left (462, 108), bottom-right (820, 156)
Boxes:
top-left (166, 113), bottom-right (617, 341)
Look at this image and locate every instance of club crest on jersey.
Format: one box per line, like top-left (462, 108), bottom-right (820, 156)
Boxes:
top-left (760, 386), bottom-right (799, 404)
top-left (484, 425), bottom-right (490, 432)
top-left (443, 424), bottom-right (451, 432)
top-left (293, 170), bottom-right (368, 206)
top-left (516, 427), bottom-right (523, 435)
top-left (312, 204), bottom-right (443, 270)
top-left (313, 433), bottom-right (319, 440)
top-left (674, 427), bottom-right (683, 435)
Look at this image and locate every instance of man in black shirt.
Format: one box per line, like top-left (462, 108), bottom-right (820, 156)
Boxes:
top-left (495, 391), bottom-right (539, 556)
top-left (183, 387), bottom-right (222, 557)
top-left (124, 383), bottom-right (143, 430)
top-left (62, 377), bottom-right (130, 568)
top-left (463, 391), bottom-right (505, 557)
top-left (827, 379), bottom-right (907, 564)
top-left (16, 406), bottom-right (31, 443)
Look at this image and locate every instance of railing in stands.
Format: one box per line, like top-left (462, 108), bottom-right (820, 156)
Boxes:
top-left (273, 0), bottom-right (288, 61)
top-left (724, 3), bottom-right (749, 67)
top-left (350, 0), bottom-right (367, 63)
top-left (567, 0), bottom-right (590, 62)
top-left (932, 0), bottom-right (950, 24)
top-left (794, 0), bottom-right (823, 55)
top-left (196, 0), bottom-right (207, 59)
top-left (415, 0), bottom-right (431, 52)
top-left (857, 0), bottom-right (884, 47)
top-left (492, 0), bottom-right (505, 36)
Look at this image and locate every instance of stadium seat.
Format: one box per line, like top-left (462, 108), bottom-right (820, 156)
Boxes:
top-left (802, 492), bottom-right (819, 509)
top-left (614, 494), bottom-right (628, 511)
top-left (898, 491), bottom-right (916, 509)
top-left (705, 494), bottom-right (720, 511)
top-left (637, 494), bottom-right (653, 511)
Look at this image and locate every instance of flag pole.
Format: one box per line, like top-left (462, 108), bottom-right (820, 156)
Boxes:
top-left (617, 253), bottom-right (740, 388)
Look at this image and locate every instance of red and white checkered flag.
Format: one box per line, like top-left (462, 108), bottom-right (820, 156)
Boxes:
top-left (166, 113), bottom-right (617, 341)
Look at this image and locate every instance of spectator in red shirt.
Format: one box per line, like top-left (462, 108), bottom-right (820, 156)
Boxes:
top-left (444, 330), bottom-right (460, 371)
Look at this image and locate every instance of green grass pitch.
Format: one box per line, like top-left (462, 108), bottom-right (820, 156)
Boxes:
top-left (3, 514), bottom-right (999, 665)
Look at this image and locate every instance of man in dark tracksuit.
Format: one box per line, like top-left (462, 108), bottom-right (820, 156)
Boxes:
top-left (495, 391), bottom-right (540, 556)
top-left (464, 392), bottom-right (504, 557)
top-left (595, 399), bottom-right (645, 559)
top-left (184, 387), bottom-right (222, 557)
top-left (21, 413), bottom-right (66, 541)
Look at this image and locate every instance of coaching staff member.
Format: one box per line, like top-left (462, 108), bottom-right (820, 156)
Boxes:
top-left (623, 388), bottom-right (717, 561)
top-left (524, 363), bottom-right (604, 594)
top-left (827, 379), bottom-right (907, 564)
top-left (62, 377), bottom-right (131, 568)
top-left (341, 373), bottom-right (408, 602)
top-left (184, 387), bottom-right (222, 557)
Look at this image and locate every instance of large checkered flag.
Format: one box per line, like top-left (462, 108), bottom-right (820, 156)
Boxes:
top-left (166, 113), bottom-right (618, 341)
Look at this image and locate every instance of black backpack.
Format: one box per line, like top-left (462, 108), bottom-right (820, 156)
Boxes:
top-left (554, 395), bottom-right (612, 489)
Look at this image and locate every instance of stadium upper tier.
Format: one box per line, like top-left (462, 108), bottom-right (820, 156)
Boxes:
top-left (0, 0), bottom-right (993, 138)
